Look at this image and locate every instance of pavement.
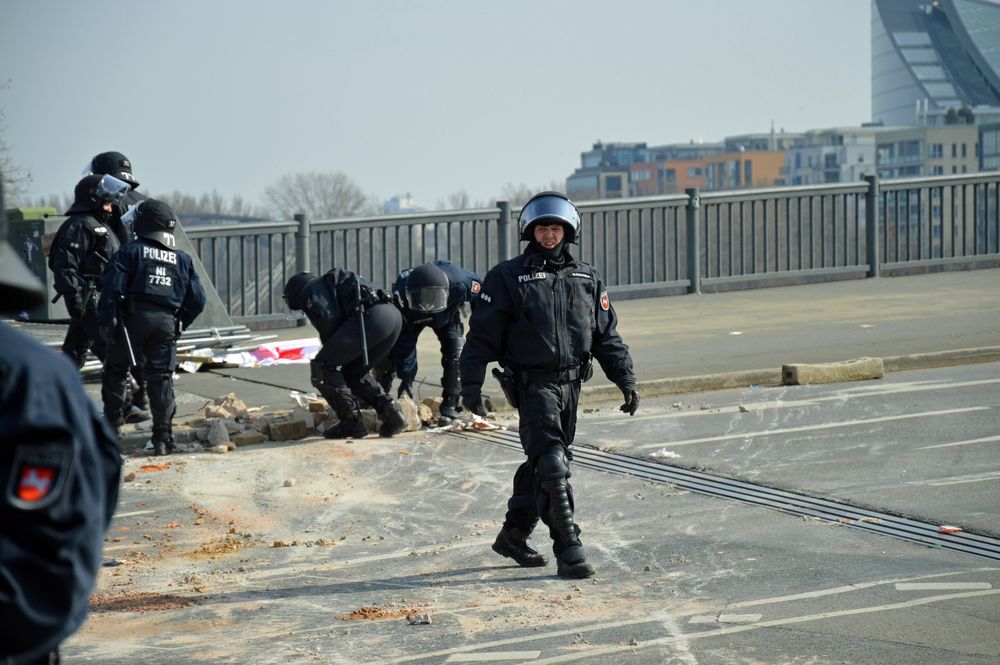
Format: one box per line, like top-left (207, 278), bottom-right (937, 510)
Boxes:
top-left (10, 268), bottom-right (1000, 664)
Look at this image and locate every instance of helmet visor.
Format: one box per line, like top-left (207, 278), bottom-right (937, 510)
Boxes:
top-left (406, 286), bottom-right (448, 313)
top-left (95, 174), bottom-right (131, 203)
top-left (121, 203), bottom-right (139, 228)
top-left (519, 195), bottom-right (580, 230)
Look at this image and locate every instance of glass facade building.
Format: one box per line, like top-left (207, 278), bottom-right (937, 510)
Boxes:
top-left (872, 0), bottom-right (1000, 126)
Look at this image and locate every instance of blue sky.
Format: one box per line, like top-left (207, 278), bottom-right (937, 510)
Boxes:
top-left (1, 0), bottom-right (871, 210)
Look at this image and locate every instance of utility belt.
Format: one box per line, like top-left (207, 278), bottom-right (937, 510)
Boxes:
top-left (492, 357), bottom-right (594, 409)
top-left (128, 295), bottom-right (178, 315)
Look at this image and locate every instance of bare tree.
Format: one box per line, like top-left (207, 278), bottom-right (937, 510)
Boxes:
top-left (491, 180), bottom-right (566, 208)
top-left (155, 189), bottom-right (268, 218)
top-left (0, 79), bottom-right (32, 206)
top-left (262, 171), bottom-right (377, 220)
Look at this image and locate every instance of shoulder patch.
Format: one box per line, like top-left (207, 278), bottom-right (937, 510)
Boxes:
top-left (471, 280), bottom-right (481, 294)
top-left (571, 272), bottom-right (594, 280)
top-left (600, 291), bottom-right (610, 311)
top-left (6, 443), bottom-right (72, 511)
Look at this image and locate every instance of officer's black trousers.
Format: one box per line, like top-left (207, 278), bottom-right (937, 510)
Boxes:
top-left (62, 304), bottom-right (106, 367)
top-left (102, 305), bottom-right (177, 438)
top-left (504, 379), bottom-right (581, 534)
top-left (314, 302), bottom-right (401, 393)
top-left (392, 318), bottom-right (464, 397)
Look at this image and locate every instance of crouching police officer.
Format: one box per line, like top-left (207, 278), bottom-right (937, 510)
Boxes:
top-left (1, 176), bottom-right (121, 665)
top-left (49, 173), bottom-right (132, 367)
top-left (97, 200), bottom-right (206, 454)
top-left (283, 269), bottom-right (407, 439)
top-left (377, 261), bottom-right (482, 423)
top-left (459, 191), bottom-right (640, 579)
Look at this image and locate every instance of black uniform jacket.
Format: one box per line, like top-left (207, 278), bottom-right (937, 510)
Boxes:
top-left (0, 324), bottom-right (121, 663)
top-left (301, 268), bottom-right (380, 344)
top-left (49, 213), bottom-right (121, 300)
top-left (459, 247), bottom-right (634, 393)
top-left (97, 237), bottom-right (206, 329)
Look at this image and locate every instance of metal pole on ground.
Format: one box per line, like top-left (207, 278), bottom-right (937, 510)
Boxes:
top-left (865, 175), bottom-right (880, 279)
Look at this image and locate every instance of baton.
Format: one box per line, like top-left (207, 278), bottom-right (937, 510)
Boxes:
top-left (356, 277), bottom-right (369, 367)
top-left (120, 317), bottom-right (137, 368)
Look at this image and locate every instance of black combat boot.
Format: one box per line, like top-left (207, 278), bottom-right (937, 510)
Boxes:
top-left (151, 432), bottom-right (174, 456)
top-left (439, 394), bottom-right (461, 424)
top-left (323, 417), bottom-right (368, 439)
top-left (377, 397), bottom-right (406, 437)
top-left (492, 526), bottom-right (547, 567)
top-left (553, 524), bottom-right (594, 579)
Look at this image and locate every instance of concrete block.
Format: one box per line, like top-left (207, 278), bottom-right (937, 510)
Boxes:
top-left (268, 419), bottom-right (309, 441)
top-left (397, 397), bottom-right (424, 432)
top-left (231, 430), bottom-right (267, 446)
top-left (782, 357), bottom-right (885, 386)
top-left (207, 419), bottom-right (230, 445)
top-left (308, 400), bottom-right (327, 413)
top-left (421, 397), bottom-right (442, 419)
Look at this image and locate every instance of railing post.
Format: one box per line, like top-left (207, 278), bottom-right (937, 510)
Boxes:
top-left (496, 200), bottom-right (511, 262)
top-left (864, 175), bottom-right (880, 278)
top-left (294, 212), bottom-right (310, 274)
top-left (685, 187), bottom-right (701, 294)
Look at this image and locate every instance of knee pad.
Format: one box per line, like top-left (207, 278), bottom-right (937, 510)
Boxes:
top-left (311, 362), bottom-right (347, 392)
top-left (534, 447), bottom-right (571, 483)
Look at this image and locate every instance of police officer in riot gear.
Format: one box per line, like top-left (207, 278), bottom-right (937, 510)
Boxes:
top-left (98, 200), bottom-right (206, 454)
top-left (460, 191), bottom-right (639, 579)
top-left (1, 174), bottom-right (121, 665)
top-left (49, 174), bottom-right (131, 367)
top-left (89, 151), bottom-right (149, 415)
top-left (378, 261), bottom-right (482, 423)
top-left (284, 269), bottom-right (407, 439)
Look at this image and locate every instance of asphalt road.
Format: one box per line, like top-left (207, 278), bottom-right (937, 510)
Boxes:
top-left (64, 362), bottom-right (1000, 664)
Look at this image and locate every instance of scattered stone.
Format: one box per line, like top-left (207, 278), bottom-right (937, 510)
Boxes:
top-left (307, 400), bottom-right (327, 413)
top-left (194, 427), bottom-right (210, 443)
top-left (421, 397), bottom-right (443, 419)
top-left (360, 408), bottom-right (380, 432)
top-left (291, 407), bottom-right (316, 432)
top-left (222, 419), bottom-right (243, 434)
top-left (672, 402), bottom-right (681, 408)
top-left (231, 430), bottom-right (267, 446)
top-left (649, 449), bottom-right (680, 459)
top-left (252, 417), bottom-right (271, 436)
top-left (284, 478), bottom-right (296, 487)
top-left (123, 471), bottom-right (137, 482)
top-left (198, 393), bottom-right (249, 420)
top-left (268, 419), bottom-right (309, 441)
top-left (406, 613), bottom-right (432, 625)
top-left (210, 445), bottom-right (228, 454)
top-left (738, 405), bottom-right (751, 413)
top-left (207, 420), bottom-right (230, 446)
top-left (397, 397), bottom-right (425, 431)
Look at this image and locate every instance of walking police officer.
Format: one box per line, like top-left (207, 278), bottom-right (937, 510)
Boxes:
top-left (1, 175), bottom-right (122, 665)
top-left (97, 199), bottom-right (206, 454)
top-left (284, 269), bottom-right (407, 439)
top-left (380, 261), bottom-right (482, 423)
top-left (459, 191), bottom-right (639, 579)
top-left (49, 173), bottom-right (132, 367)
top-left (89, 151), bottom-right (149, 416)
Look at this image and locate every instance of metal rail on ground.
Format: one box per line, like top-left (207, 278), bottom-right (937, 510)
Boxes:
top-left (449, 427), bottom-right (1000, 562)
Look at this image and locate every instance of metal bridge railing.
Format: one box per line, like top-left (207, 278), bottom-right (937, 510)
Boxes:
top-left (186, 173), bottom-right (1000, 327)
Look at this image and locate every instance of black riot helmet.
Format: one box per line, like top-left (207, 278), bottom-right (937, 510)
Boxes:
top-left (283, 272), bottom-right (318, 311)
top-left (125, 199), bottom-right (177, 248)
top-left (404, 263), bottom-right (449, 313)
top-left (66, 174), bottom-right (131, 215)
top-left (90, 151), bottom-right (139, 188)
top-left (518, 191), bottom-right (581, 244)
top-left (0, 170), bottom-right (46, 313)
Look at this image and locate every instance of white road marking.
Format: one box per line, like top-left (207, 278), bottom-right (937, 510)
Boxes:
top-left (378, 570), bottom-right (999, 664)
top-left (525, 589), bottom-right (1000, 664)
top-left (634, 406), bottom-right (990, 450)
top-left (446, 652), bottom-right (541, 662)
top-left (896, 583), bottom-right (992, 590)
top-left (113, 509), bottom-right (156, 519)
top-left (914, 471), bottom-right (1000, 486)
top-left (918, 434), bottom-right (1000, 450)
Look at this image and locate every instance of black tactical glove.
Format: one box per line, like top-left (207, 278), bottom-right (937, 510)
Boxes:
top-left (619, 385), bottom-right (639, 416)
top-left (461, 389), bottom-right (487, 417)
top-left (397, 380), bottom-right (413, 400)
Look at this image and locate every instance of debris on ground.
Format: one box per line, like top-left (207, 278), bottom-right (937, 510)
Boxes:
top-left (649, 449), bottom-right (680, 459)
top-left (938, 525), bottom-right (963, 534)
top-left (89, 591), bottom-right (199, 613)
top-left (406, 612), bottom-right (432, 625)
top-left (338, 605), bottom-right (430, 622)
